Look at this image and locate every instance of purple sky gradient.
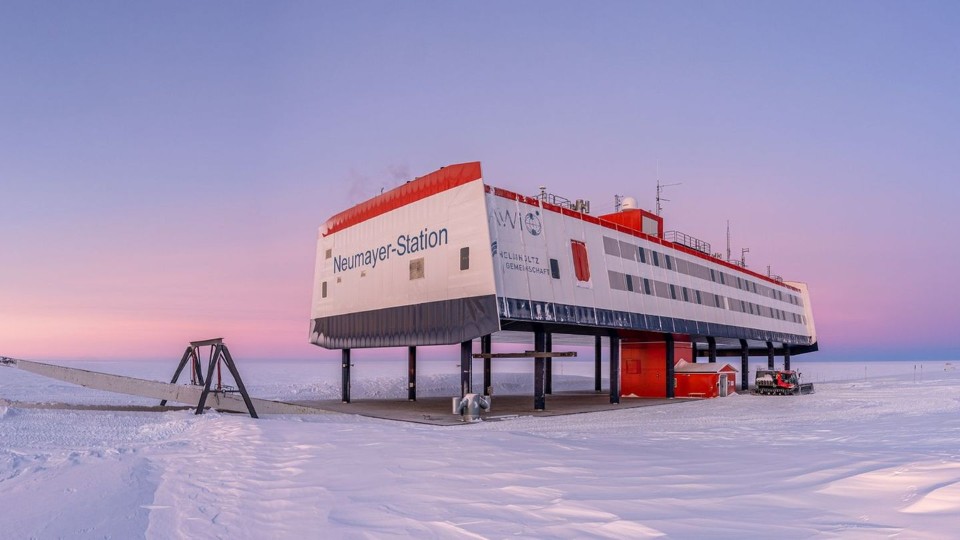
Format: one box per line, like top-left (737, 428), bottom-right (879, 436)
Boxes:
top-left (2, 2), bottom-right (958, 362)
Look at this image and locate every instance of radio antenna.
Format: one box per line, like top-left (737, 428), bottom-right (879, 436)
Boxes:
top-left (655, 177), bottom-right (682, 216)
top-left (726, 220), bottom-right (731, 263)
top-left (655, 160), bottom-right (681, 216)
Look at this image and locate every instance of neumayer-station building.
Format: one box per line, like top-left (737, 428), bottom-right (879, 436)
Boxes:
top-left (311, 162), bottom-right (817, 409)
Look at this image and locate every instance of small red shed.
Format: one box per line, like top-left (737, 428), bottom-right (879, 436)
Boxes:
top-left (673, 360), bottom-right (738, 398)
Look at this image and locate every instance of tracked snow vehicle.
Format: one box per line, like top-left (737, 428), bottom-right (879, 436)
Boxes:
top-left (755, 369), bottom-right (814, 395)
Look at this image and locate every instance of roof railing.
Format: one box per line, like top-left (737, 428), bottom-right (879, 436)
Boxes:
top-left (534, 189), bottom-right (591, 214)
top-left (663, 230), bottom-right (711, 254)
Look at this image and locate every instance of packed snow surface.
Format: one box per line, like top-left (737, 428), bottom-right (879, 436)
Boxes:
top-left (2, 359), bottom-right (959, 538)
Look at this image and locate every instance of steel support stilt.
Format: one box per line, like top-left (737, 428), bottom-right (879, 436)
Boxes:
top-left (784, 344), bottom-right (791, 371)
top-left (460, 340), bottom-right (473, 398)
top-left (408, 346), bottom-right (417, 401)
top-left (342, 349), bottom-right (351, 403)
top-left (594, 335), bottom-right (602, 392)
top-left (766, 341), bottom-right (775, 369)
top-left (534, 327), bottom-right (546, 410)
top-left (665, 333), bottom-right (675, 398)
top-left (708, 336), bottom-right (717, 363)
top-left (481, 334), bottom-right (492, 395)
top-left (545, 332), bottom-right (553, 395)
top-left (692, 341), bottom-right (698, 363)
top-left (740, 339), bottom-right (749, 392)
top-left (609, 334), bottom-right (620, 404)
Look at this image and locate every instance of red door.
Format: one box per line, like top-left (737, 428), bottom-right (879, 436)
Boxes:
top-left (571, 240), bottom-right (591, 282)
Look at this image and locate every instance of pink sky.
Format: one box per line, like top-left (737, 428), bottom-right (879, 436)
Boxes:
top-left (2, 3), bottom-right (958, 362)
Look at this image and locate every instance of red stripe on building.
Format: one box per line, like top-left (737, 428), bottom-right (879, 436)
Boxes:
top-left (322, 162), bottom-right (482, 236)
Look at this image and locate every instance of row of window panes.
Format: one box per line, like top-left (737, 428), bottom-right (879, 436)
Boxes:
top-left (725, 295), bottom-right (805, 324)
top-left (608, 270), bottom-right (806, 325)
top-left (602, 236), bottom-right (804, 307)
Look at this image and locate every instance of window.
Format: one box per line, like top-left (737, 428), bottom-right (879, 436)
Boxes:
top-left (682, 287), bottom-right (689, 302)
top-left (619, 241), bottom-right (636, 261)
top-left (409, 258), bottom-right (424, 280)
top-left (669, 284), bottom-right (677, 300)
top-left (603, 236), bottom-right (620, 256)
top-left (626, 274), bottom-right (634, 292)
top-left (643, 278), bottom-right (651, 295)
top-left (460, 247), bottom-right (470, 270)
top-left (710, 269), bottom-right (716, 282)
top-left (638, 247), bottom-right (646, 264)
top-left (652, 251), bottom-right (660, 267)
top-left (550, 258), bottom-right (560, 279)
top-left (695, 290), bottom-right (702, 304)
top-left (608, 270), bottom-right (626, 290)
top-left (571, 240), bottom-right (590, 282)
top-left (665, 255), bottom-right (673, 270)
top-left (321, 281), bottom-right (327, 298)
top-left (325, 249), bottom-right (332, 260)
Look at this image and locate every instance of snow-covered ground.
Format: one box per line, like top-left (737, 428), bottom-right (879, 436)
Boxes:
top-left (2, 359), bottom-right (959, 538)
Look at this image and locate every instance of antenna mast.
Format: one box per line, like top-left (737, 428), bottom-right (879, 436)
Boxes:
top-left (655, 176), bottom-right (682, 216)
top-left (726, 220), bottom-right (731, 263)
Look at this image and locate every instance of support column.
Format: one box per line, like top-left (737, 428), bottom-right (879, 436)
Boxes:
top-left (407, 346), bottom-right (417, 401)
top-left (665, 334), bottom-right (675, 398)
top-left (784, 344), bottom-right (791, 371)
top-left (545, 332), bottom-right (553, 395)
top-left (195, 350), bottom-right (219, 415)
top-left (161, 347), bottom-right (194, 407)
top-left (219, 345), bottom-right (258, 418)
top-left (534, 327), bottom-right (547, 410)
top-left (193, 350), bottom-right (205, 385)
top-left (460, 340), bottom-right (473, 398)
top-left (341, 349), bottom-right (351, 404)
top-left (691, 341), bottom-right (698, 363)
top-left (594, 335), bottom-right (602, 392)
top-left (739, 339), bottom-right (749, 391)
top-left (609, 334), bottom-right (620, 404)
top-left (481, 334), bottom-right (492, 395)
top-left (766, 341), bottom-right (775, 369)
top-left (708, 336), bottom-right (717, 363)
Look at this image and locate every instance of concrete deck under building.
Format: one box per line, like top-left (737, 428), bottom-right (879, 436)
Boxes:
top-left (296, 391), bottom-right (690, 426)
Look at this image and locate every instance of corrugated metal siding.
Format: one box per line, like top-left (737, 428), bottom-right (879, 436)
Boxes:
top-left (311, 294), bottom-right (500, 349)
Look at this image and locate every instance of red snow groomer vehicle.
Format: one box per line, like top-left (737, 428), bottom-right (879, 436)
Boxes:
top-left (754, 369), bottom-right (814, 395)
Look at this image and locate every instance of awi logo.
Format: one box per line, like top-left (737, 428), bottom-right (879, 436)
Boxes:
top-left (524, 212), bottom-right (542, 236)
top-left (491, 207), bottom-right (544, 237)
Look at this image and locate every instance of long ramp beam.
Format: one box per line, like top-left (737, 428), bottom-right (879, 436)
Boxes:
top-left (1, 357), bottom-right (324, 415)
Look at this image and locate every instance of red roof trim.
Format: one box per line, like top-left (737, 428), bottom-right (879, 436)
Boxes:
top-left (488, 185), bottom-right (800, 292)
top-left (323, 162), bottom-right (482, 236)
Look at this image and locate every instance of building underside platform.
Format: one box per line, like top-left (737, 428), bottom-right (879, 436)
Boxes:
top-left (294, 391), bottom-right (688, 426)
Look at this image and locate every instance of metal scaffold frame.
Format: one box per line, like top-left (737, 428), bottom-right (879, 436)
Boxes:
top-left (161, 338), bottom-right (258, 418)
